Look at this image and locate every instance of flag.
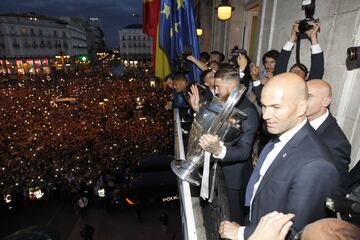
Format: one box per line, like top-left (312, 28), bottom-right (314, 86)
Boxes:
top-left (143, 0), bottom-right (171, 78)
top-left (143, 0), bottom-right (159, 37)
top-left (159, 0), bottom-right (201, 83)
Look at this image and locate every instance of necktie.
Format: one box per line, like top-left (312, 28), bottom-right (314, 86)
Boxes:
top-left (245, 138), bottom-right (279, 206)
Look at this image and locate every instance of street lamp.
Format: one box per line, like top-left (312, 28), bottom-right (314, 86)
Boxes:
top-left (217, 0), bottom-right (234, 21)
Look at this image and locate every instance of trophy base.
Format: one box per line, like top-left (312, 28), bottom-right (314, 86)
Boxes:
top-left (171, 159), bottom-right (201, 186)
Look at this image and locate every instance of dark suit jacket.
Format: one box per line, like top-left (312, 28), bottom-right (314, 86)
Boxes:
top-left (274, 48), bottom-right (324, 80)
top-left (219, 96), bottom-right (260, 190)
top-left (244, 122), bottom-right (339, 239)
top-left (316, 113), bottom-right (351, 195)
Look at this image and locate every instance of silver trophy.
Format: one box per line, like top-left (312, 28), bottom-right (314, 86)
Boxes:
top-left (171, 84), bottom-right (247, 185)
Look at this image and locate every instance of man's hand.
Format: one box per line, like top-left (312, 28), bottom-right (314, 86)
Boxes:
top-left (306, 21), bottom-right (320, 45)
top-left (248, 211), bottom-right (295, 240)
top-left (289, 21), bottom-right (299, 43)
top-left (261, 72), bottom-right (273, 85)
top-left (219, 220), bottom-right (240, 240)
top-left (250, 64), bottom-right (259, 81)
top-left (237, 54), bottom-right (248, 72)
top-left (186, 55), bottom-right (195, 62)
top-left (199, 134), bottom-right (222, 155)
top-left (164, 101), bottom-right (172, 110)
top-left (188, 84), bottom-right (200, 111)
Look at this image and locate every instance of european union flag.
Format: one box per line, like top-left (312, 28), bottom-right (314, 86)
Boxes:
top-left (159, 0), bottom-right (201, 83)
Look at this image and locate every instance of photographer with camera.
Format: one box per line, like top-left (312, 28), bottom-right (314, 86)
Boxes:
top-left (274, 20), bottom-right (323, 80)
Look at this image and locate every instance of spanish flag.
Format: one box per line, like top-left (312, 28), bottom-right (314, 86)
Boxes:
top-left (143, 0), bottom-right (170, 78)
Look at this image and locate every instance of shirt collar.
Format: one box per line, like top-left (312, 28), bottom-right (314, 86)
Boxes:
top-left (309, 109), bottom-right (329, 130)
top-left (278, 118), bottom-right (307, 145)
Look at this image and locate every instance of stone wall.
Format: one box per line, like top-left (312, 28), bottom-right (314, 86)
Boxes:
top-left (256, 0), bottom-right (360, 167)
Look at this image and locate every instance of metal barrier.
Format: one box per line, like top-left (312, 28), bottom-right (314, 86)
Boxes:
top-left (174, 108), bottom-right (205, 240)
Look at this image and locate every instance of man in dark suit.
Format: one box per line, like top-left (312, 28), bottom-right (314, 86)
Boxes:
top-left (219, 73), bottom-right (339, 240)
top-left (307, 79), bottom-right (351, 195)
top-left (274, 21), bottom-right (324, 80)
top-left (196, 64), bottom-right (259, 224)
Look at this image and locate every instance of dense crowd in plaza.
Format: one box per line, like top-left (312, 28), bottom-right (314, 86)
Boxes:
top-left (0, 67), bottom-right (174, 208)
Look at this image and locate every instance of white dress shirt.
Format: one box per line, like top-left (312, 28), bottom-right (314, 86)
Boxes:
top-left (309, 109), bottom-right (329, 130)
top-left (283, 40), bottom-right (322, 54)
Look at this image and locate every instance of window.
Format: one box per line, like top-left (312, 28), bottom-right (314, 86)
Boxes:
top-left (12, 40), bottom-right (20, 48)
top-left (40, 40), bottom-right (45, 48)
top-left (46, 40), bottom-right (52, 48)
top-left (32, 40), bottom-right (38, 48)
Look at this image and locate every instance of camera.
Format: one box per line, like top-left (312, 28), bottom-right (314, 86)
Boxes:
top-left (171, 46), bottom-right (192, 74)
top-left (298, 18), bottom-right (318, 35)
top-left (228, 47), bottom-right (247, 66)
top-left (346, 46), bottom-right (360, 70)
top-left (298, 0), bottom-right (319, 38)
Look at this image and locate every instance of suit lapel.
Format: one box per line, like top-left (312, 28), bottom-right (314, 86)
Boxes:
top-left (252, 123), bottom-right (312, 202)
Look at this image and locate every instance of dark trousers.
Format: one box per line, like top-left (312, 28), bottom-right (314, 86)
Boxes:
top-left (227, 188), bottom-right (246, 225)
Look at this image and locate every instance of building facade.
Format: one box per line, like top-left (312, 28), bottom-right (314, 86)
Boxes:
top-left (197, 0), bottom-right (360, 167)
top-left (70, 16), bottom-right (106, 64)
top-left (118, 24), bottom-right (152, 66)
top-left (0, 12), bottom-right (88, 75)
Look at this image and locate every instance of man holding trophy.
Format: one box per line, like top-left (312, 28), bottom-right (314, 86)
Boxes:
top-left (184, 56), bottom-right (259, 225)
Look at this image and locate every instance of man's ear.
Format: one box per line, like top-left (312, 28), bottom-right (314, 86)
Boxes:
top-left (322, 96), bottom-right (332, 108)
top-left (297, 99), bottom-right (308, 117)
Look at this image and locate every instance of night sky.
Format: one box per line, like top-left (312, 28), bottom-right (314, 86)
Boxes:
top-left (0, 0), bottom-right (143, 48)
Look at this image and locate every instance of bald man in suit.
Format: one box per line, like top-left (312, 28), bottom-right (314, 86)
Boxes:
top-left (219, 73), bottom-right (339, 240)
top-left (307, 79), bottom-right (351, 195)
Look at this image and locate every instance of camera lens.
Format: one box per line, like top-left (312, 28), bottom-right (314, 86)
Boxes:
top-left (347, 47), bottom-right (360, 61)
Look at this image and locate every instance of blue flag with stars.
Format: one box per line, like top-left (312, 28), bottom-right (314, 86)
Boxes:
top-left (159, 0), bottom-right (201, 83)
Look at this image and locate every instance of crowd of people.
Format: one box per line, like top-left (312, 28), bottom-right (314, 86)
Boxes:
top-left (0, 66), bottom-right (174, 210)
top-left (166, 19), bottom-right (360, 240)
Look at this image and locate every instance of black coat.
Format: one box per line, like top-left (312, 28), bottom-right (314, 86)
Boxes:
top-left (316, 113), bottom-right (351, 195)
top-left (243, 122), bottom-right (339, 239)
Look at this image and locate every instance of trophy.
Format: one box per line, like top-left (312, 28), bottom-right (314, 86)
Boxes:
top-left (171, 84), bottom-right (247, 185)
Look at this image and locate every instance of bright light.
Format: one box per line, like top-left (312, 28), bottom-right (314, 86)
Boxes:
top-left (125, 197), bottom-right (136, 205)
top-left (34, 189), bottom-right (44, 199)
top-left (218, 4), bottom-right (232, 21)
top-left (98, 189), bottom-right (106, 198)
top-left (196, 28), bottom-right (203, 36)
top-left (4, 194), bottom-right (11, 203)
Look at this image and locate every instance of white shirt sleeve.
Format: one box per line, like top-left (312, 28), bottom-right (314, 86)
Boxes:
top-left (213, 141), bottom-right (226, 159)
top-left (239, 71), bottom-right (245, 79)
top-left (310, 43), bottom-right (322, 54)
top-left (252, 79), bottom-right (261, 87)
top-left (283, 41), bottom-right (295, 51)
top-left (237, 226), bottom-right (245, 240)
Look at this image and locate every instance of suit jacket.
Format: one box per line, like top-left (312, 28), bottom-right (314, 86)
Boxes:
top-left (316, 113), bottom-right (351, 195)
top-left (244, 122), bottom-right (339, 239)
top-left (274, 48), bottom-right (324, 80)
top-left (219, 96), bottom-right (260, 190)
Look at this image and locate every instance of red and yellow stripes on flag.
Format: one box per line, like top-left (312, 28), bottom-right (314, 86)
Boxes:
top-left (143, 0), bottom-right (159, 37)
top-left (143, 0), bottom-right (170, 78)
top-left (154, 24), bottom-right (170, 78)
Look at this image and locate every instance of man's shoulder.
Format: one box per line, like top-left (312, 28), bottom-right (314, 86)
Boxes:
top-left (317, 114), bottom-right (350, 146)
top-left (287, 123), bottom-right (332, 162)
top-left (236, 96), bottom-right (258, 114)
